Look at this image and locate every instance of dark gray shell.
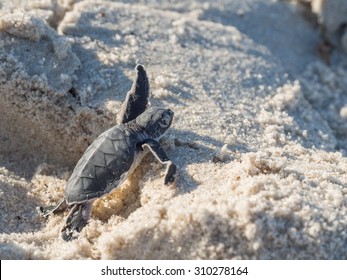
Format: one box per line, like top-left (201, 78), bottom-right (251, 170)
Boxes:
top-left (65, 125), bottom-right (138, 204)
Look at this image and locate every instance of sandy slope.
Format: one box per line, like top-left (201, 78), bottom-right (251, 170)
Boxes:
top-left (0, 0), bottom-right (347, 259)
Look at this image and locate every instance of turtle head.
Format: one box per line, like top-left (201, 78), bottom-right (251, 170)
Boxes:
top-left (136, 106), bottom-right (174, 139)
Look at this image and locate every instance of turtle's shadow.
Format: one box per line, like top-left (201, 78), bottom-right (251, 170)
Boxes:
top-left (164, 129), bottom-right (248, 193)
top-left (62, 10), bottom-right (196, 107)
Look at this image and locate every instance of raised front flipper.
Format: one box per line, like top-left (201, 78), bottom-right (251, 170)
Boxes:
top-left (119, 64), bottom-right (150, 124)
top-left (142, 139), bottom-right (176, 185)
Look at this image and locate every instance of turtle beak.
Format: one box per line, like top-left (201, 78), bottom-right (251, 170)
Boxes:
top-left (167, 109), bottom-right (174, 125)
top-left (167, 109), bottom-right (174, 118)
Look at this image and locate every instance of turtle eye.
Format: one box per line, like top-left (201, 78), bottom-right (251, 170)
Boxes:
top-left (159, 115), bottom-right (171, 127)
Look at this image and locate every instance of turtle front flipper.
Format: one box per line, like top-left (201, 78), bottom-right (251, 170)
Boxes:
top-left (61, 202), bottom-right (92, 241)
top-left (142, 139), bottom-right (177, 185)
top-left (37, 199), bottom-right (68, 218)
top-left (119, 64), bottom-right (150, 124)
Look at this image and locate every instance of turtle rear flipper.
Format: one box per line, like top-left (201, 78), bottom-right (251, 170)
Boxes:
top-left (61, 202), bottom-right (92, 241)
top-left (37, 199), bottom-right (68, 218)
top-left (119, 64), bottom-right (150, 124)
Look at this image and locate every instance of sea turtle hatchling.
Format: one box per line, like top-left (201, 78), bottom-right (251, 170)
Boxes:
top-left (39, 64), bottom-right (176, 241)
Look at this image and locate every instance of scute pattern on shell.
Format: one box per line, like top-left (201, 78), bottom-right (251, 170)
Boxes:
top-left (65, 125), bottom-right (136, 203)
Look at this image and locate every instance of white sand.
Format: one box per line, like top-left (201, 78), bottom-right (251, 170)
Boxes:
top-left (0, 0), bottom-right (347, 259)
